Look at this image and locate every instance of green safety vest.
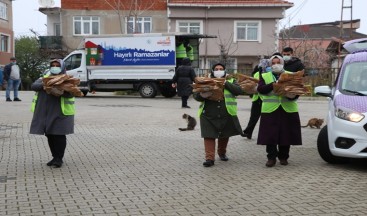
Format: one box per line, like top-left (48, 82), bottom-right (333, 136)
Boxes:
top-left (198, 78), bottom-right (238, 116)
top-left (260, 72), bottom-right (298, 113)
top-left (30, 76), bottom-right (75, 116)
top-left (176, 43), bottom-right (187, 58)
top-left (187, 44), bottom-right (194, 61)
top-left (252, 71), bottom-right (260, 102)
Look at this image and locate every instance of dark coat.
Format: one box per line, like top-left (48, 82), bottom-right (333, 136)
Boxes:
top-left (3, 63), bottom-right (12, 81)
top-left (172, 59), bottom-right (196, 97)
top-left (193, 80), bottom-right (244, 138)
top-left (284, 57), bottom-right (305, 72)
top-left (256, 73), bottom-right (302, 146)
top-left (30, 78), bottom-right (74, 135)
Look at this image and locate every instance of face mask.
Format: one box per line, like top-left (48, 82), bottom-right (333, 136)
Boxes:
top-left (50, 67), bottom-right (62, 75)
top-left (12, 61), bottom-right (17, 65)
top-left (283, 56), bottom-right (291, 61)
top-left (271, 64), bottom-right (284, 73)
top-left (213, 70), bottom-right (225, 78)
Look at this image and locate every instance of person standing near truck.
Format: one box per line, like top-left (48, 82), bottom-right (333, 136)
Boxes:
top-left (172, 57), bottom-right (196, 108)
top-left (30, 59), bottom-right (75, 168)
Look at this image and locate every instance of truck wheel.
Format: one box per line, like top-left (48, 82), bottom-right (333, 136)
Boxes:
top-left (317, 125), bottom-right (349, 164)
top-left (160, 82), bottom-right (177, 98)
top-left (139, 83), bottom-right (157, 98)
top-left (82, 90), bottom-right (88, 97)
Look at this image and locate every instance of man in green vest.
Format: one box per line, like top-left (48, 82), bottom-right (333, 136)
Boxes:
top-left (176, 38), bottom-right (188, 66)
top-left (30, 59), bottom-right (75, 168)
top-left (256, 55), bottom-right (302, 167)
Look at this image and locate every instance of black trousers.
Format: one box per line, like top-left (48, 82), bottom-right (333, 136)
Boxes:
top-left (46, 134), bottom-right (67, 160)
top-left (266, 145), bottom-right (290, 160)
top-left (243, 99), bottom-right (262, 137)
top-left (181, 96), bottom-right (189, 107)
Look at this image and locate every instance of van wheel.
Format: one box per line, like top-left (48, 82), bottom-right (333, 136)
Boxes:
top-left (139, 83), bottom-right (157, 98)
top-left (317, 126), bottom-right (349, 164)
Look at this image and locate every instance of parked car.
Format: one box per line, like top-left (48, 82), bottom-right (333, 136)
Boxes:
top-left (314, 38), bottom-right (367, 163)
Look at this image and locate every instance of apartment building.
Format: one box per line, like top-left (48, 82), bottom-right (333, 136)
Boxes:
top-left (39, 0), bottom-right (292, 72)
top-left (0, 0), bottom-right (14, 66)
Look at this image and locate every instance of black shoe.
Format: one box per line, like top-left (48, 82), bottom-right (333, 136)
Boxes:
top-left (6, 98), bottom-right (12, 102)
top-left (13, 98), bottom-right (21, 101)
top-left (241, 131), bottom-right (252, 139)
top-left (266, 159), bottom-right (276, 167)
top-left (203, 160), bottom-right (214, 167)
top-left (279, 159), bottom-right (288, 166)
top-left (182, 106), bottom-right (191, 108)
top-left (219, 154), bottom-right (229, 161)
top-left (47, 158), bottom-right (56, 166)
top-left (53, 158), bottom-right (63, 168)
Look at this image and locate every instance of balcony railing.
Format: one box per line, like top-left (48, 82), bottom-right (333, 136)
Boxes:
top-left (39, 36), bottom-right (63, 50)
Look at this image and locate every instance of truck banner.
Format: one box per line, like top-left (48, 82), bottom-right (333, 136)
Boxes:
top-left (84, 36), bottom-right (176, 66)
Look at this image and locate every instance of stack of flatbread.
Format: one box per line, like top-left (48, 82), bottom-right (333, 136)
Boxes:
top-left (273, 71), bottom-right (310, 96)
top-left (43, 74), bottom-right (83, 97)
top-left (236, 74), bottom-right (259, 95)
top-left (191, 77), bottom-right (225, 101)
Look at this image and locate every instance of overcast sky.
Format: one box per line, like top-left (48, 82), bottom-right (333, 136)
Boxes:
top-left (13, 0), bottom-right (367, 37)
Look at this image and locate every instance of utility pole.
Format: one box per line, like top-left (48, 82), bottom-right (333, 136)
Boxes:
top-left (338, 0), bottom-right (353, 69)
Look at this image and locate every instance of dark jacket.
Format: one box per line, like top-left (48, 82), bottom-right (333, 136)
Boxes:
top-left (193, 79), bottom-right (243, 138)
top-left (284, 57), bottom-right (305, 72)
top-left (30, 78), bottom-right (74, 135)
top-left (3, 63), bottom-right (12, 81)
top-left (172, 58), bottom-right (196, 97)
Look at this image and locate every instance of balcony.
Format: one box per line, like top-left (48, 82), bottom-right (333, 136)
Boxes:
top-left (39, 36), bottom-right (63, 50)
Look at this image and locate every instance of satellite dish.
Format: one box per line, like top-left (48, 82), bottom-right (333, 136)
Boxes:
top-left (38, 0), bottom-right (55, 7)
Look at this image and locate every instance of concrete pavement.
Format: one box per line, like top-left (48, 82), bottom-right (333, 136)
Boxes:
top-left (1, 91), bottom-right (367, 216)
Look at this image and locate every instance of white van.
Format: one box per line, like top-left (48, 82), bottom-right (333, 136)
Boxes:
top-left (315, 38), bottom-right (367, 163)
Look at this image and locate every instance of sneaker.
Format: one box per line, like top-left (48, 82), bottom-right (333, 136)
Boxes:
top-left (6, 98), bottom-right (12, 102)
top-left (13, 98), bottom-right (21, 101)
top-left (203, 160), bottom-right (214, 167)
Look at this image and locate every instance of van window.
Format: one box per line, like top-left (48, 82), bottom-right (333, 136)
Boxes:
top-left (340, 62), bottom-right (367, 92)
top-left (64, 54), bottom-right (82, 70)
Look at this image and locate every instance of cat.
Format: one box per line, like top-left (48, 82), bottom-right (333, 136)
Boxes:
top-left (301, 118), bottom-right (324, 129)
top-left (178, 113), bottom-right (197, 131)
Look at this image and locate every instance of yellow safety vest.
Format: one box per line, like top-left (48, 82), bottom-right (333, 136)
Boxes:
top-left (30, 76), bottom-right (75, 115)
top-left (260, 72), bottom-right (298, 113)
top-left (198, 78), bottom-right (238, 116)
top-left (187, 44), bottom-right (194, 61)
top-left (252, 71), bottom-right (260, 102)
top-left (176, 43), bottom-right (187, 58)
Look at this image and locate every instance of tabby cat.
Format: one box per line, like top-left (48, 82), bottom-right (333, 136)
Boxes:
top-left (301, 118), bottom-right (324, 129)
top-left (178, 114), bottom-right (197, 131)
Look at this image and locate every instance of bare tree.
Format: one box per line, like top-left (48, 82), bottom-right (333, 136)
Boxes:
top-left (104, 0), bottom-right (160, 34)
top-left (216, 32), bottom-right (238, 71)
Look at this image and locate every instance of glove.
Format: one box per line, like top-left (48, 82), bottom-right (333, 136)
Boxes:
top-left (200, 91), bottom-right (213, 98)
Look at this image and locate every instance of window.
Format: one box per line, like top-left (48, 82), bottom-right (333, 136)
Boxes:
top-left (1, 34), bottom-right (9, 52)
top-left (126, 17), bottom-right (151, 33)
top-left (73, 16), bottom-right (100, 35)
top-left (176, 21), bottom-right (202, 34)
top-left (234, 21), bottom-right (261, 42)
top-left (64, 54), bottom-right (82, 70)
top-left (0, 2), bottom-right (7, 20)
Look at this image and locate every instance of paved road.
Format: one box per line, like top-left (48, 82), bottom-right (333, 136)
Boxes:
top-left (1, 91), bottom-right (366, 216)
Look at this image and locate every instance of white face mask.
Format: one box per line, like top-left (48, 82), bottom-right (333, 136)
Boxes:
top-left (50, 67), bottom-right (62, 75)
top-left (271, 64), bottom-right (284, 74)
top-left (213, 70), bottom-right (225, 78)
top-left (283, 56), bottom-right (291, 61)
